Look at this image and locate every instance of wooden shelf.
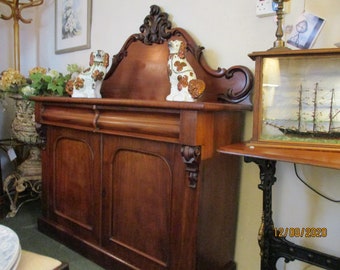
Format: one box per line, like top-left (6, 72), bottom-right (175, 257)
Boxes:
top-left (218, 143), bottom-right (340, 170)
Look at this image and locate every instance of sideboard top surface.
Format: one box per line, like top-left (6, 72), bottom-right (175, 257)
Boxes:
top-left (31, 96), bottom-right (252, 112)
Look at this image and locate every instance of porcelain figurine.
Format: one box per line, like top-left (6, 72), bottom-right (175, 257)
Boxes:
top-left (166, 39), bottom-right (205, 102)
top-left (70, 50), bottom-right (110, 98)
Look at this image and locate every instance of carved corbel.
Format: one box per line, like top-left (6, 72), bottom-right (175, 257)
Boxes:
top-left (181, 145), bottom-right (201, 188)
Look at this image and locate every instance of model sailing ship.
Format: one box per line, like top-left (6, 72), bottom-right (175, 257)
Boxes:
top-left (266, 83), bottom-right (340, 139)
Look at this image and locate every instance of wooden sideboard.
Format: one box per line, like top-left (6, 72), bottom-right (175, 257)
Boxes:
top-left (32, 5), bottom-right (254, 270)
top-left (33, 98), bottom-right (249, 270)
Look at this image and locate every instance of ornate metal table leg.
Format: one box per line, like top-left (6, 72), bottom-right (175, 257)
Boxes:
top-left (245, 157), bottom-right (277, 270)
top-left (245, 156), bottom-right (340, 270)
top-left (3, 147), bottom-right (41, 217)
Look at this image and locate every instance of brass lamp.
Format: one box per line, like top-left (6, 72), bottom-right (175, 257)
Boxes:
top-left (0, 0), bottom-right (44, 71)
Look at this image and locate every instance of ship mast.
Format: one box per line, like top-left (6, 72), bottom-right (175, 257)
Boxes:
top-left (297, 84), bottom-right (303, 131)
top-left (329, 88), bottom-right (335, 132)
top-left (312, 83), bottom-right (318, 133)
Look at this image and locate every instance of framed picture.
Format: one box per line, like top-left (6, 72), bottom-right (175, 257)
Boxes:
top-left (287, 11), bottom-right (325, 50)
top-left (55, 0), bottom-right (92, 54)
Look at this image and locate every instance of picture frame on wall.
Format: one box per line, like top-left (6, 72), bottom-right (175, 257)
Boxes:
top-left (55, 0), bottom-right (92, 54)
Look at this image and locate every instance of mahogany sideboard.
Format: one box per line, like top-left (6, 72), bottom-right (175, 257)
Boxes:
top-left (32, 6), bottom-right (254, 270)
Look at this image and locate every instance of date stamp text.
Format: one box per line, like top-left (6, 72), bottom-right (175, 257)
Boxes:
top-left (274, 227), bottom-right (327, 238)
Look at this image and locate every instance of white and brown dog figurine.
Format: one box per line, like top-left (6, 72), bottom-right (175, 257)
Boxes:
top-left (166, 40), bottom-right (205, 102)
top-left (70, 50), bottom-right (110, 98)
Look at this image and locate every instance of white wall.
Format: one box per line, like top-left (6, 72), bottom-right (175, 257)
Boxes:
top-left (1, 1), bottom-right (340, 269)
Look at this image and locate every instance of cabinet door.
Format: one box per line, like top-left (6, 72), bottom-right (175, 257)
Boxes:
top-left (102, 135), bottom-right (199, 270)
top-left (44, 127), bottom-right (101, 244)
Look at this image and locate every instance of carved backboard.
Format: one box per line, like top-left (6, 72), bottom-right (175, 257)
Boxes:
top-left (101, 5), bottom-right (253, 104)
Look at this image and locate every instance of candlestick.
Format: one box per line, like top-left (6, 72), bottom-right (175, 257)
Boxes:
top-left (271, 0), bottom-right (290, 50)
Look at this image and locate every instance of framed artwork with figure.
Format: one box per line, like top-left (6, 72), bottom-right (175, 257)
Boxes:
top-left (55, 0), bottom-right (92, 54)
top-left (287, 11), bottom-right (325, 49)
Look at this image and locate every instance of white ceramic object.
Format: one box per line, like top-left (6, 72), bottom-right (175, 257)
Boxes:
top-left (166, 40), bottom-right (205, 102)
top-left (72, 50), bottom-right (110, 98)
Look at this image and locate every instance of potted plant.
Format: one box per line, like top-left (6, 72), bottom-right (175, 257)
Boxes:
top-left (0, 66), bottom-right (80, 144)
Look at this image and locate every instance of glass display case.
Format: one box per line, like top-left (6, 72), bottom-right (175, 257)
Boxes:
top-left (249, 48), bottom-right (340, 150)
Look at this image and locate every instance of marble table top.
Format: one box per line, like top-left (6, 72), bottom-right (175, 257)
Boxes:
top-left (0, 225), bottom-right (21, 270)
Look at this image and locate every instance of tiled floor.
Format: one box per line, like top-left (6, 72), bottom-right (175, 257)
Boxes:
top-left (0, 200), bottom-right (104, 270)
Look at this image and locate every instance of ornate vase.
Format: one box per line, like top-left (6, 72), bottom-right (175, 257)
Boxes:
top-left (11, 94), bottom-right (42, 145)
